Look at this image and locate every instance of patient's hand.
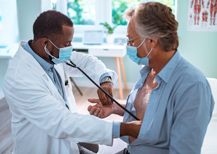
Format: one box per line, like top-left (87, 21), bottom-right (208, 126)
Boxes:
top-left (88, 98), bottom-right (114, 118)
top-left (97, 82), bottom-right (113, 107)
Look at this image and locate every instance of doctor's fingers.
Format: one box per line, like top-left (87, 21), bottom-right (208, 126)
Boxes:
top-left (97, 89), bottom-right (107, 106)
top-left (106, 87), bottom-right (113, 106)
top-left (97, 89), bottom-right (113, 107)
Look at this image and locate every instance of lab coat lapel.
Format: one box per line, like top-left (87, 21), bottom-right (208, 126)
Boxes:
top-left (54, 64), bottom-right (65, 89)
top-left (18, 41), bottom-right (66, 106)
top-left (56, 64), bottom-right (78, 113)
top-left (54, 64), bottom-right (67, 100)
top-left (54, 64), bottom-right (77, 112)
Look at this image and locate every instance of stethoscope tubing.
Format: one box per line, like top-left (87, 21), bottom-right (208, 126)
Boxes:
top-left (66, 60), bottom-right (139, 120)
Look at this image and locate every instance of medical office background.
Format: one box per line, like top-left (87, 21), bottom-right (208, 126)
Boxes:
top-left (0, 0), bottom-right (217, 100)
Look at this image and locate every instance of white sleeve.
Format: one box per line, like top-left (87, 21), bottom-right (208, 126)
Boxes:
top-left (64, 51), bottom-right (118, 84)
top-left (4, 74), bottom-right (113, 145)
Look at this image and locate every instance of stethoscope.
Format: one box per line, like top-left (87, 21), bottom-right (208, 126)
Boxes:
top-left (44, 45), bottom-right (139, 120)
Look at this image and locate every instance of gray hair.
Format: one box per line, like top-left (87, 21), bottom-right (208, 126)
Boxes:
top-left (124, 2), bottom-right (179, 51)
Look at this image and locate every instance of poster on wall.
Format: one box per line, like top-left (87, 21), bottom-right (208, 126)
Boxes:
top-left (187, 0), bottom-right (217, 31)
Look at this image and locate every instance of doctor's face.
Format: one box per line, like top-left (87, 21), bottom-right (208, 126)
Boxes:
top-left (49, 25), bottom-right (74, 58)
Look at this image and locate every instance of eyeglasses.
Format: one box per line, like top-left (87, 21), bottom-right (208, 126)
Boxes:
top-left (126, 36), bottom-right (140, 46)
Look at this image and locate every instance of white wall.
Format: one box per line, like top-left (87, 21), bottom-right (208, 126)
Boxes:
top-left (1, 0), bottom-right (216, 95)
top-left (0, 0), bottom-right (19, 99)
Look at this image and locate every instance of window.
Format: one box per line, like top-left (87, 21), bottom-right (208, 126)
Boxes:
top-left (67, 0), bottom-right (95, 25)
top-left (51, 0), bottom-right (176, 37)
top-left (112, 0), bottom-right (141, 25)
top-left (153, 0), bottom-right (176, 15)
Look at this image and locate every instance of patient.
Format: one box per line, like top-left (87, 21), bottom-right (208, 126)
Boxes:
top-left (88, 2), bottom-right (214, 154)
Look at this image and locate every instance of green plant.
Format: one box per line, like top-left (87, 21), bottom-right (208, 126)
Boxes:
top-left (100, 22), bottom-right (117, 34)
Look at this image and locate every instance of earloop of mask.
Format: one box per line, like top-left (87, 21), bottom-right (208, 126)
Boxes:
top-left (44, 44), bottom-right (57, 60)
top-left (49, 40), bottom-right (60, 50)
top-left (146, 48), bottom-right (153, 57)
top-left (137, 38), bottom-right (146, 49)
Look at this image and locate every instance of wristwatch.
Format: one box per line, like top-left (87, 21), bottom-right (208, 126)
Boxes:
top-left (100, 76), bottom-right (113, 86)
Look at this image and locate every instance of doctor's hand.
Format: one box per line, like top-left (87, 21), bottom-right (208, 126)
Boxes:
top-left (88, 98), bottom-right (115, 118)
top-left (120, 120), bottom-right (142, 139)
top-left (97, 82), bottom-right (113, 106)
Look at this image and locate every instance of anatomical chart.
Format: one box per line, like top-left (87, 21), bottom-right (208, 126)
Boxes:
top-left (188, 0), bottom-right (217, 31)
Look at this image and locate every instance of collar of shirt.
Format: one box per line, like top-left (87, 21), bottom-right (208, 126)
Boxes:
top-left (134, 50), bottom-right (181, 90)
top-left (23, 40), bottom-right (54, 72)
top-left (157, 50), bottom-right (181, 83)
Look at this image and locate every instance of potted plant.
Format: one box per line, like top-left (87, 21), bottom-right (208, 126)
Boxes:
top-left (100, 22), bottom-right (117, 44)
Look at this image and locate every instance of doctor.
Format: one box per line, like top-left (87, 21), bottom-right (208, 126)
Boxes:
top-left (3, 10), bottom-right (141, 154)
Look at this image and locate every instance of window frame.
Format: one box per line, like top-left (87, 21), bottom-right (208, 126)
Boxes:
top-left (51, 0), bottom-right (178, 39)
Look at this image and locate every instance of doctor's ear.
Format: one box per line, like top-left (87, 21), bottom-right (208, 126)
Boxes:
top-left (41, 38), bottom-right (49, 47)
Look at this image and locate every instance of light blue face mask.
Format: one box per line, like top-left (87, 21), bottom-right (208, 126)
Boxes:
top-left (44, 40), bottom-right (73, 64)
top-left (126, 38), bottom-right (153, 66)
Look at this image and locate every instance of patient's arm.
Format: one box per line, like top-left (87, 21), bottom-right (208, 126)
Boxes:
top-left (88, 98), bottom-right (142, 139)
top-left (88, 98), bottom-right (125, 118)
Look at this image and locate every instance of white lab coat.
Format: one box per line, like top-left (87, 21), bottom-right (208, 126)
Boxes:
top-left (3, 41), bottom-right (118, 154)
